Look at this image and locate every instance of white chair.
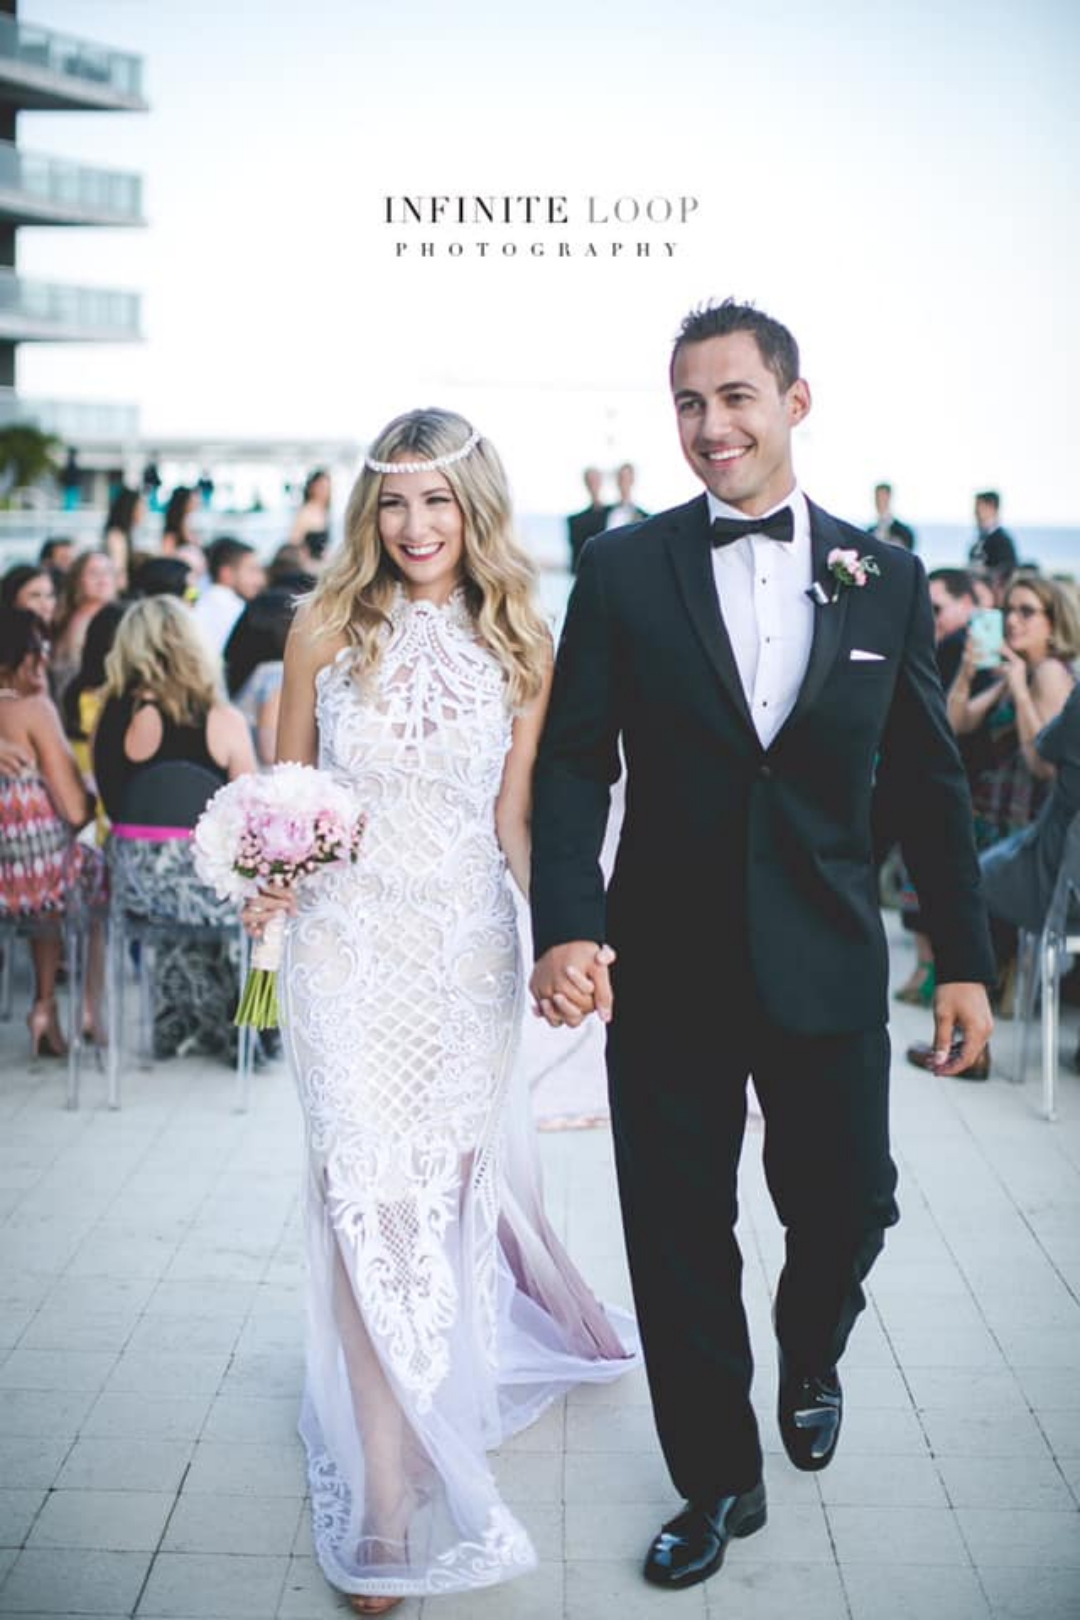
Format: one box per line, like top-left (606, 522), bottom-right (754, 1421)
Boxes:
top-left (1012, 814), bottom-right (1080, 1121)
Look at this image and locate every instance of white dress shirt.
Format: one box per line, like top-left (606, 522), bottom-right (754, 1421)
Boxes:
top-left (706, 485), bottom-right (814, 749)
top-left (192, 582), bottom-right (245, 658)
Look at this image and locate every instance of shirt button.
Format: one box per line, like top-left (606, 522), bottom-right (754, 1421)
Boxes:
top-left (759, 763), bottom-right (773, 779)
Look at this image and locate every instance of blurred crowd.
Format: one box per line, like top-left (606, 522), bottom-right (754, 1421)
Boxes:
top-left (1, 463), bottom-right (1077, 1083)
top-left (0, 472), bottom-right (332, 1067)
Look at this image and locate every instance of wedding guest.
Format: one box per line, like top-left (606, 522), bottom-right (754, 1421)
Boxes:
top-left (102, 487), bottom-right (147, 591)
top-left (266, 542), bottom-right (316, 593)
top-left (129, 556), bottom-right (194, 601)
top-left (604, 461), bottom-right (649, 530)
top-left (94, 597), bottom-right (256, 1059)
top-left (908, 572), bottom-right (1078, 1077)
top-left (1, 565), bottom-right (57, 625)
top-left (980, 684), bottom-right (1080, 946)
top-left (161, 486), bottom-right (207, 588)
top-left (289, 468), bottom-right (332, 569)
top-left (62, 601), bottom-right (126, 820)
top-left (224, 588), bottom-right (295, 765)
top-left (192, 537), bottom-right (264, 656)
top-left (866, 481), bottom-right (916, 550)
top-left (50, 551), bottom-right (119, 706)
top-left (567, 466), bottom-right (611, 572)
top-left (0, 607), bottom-right (106, 1055)
top-left (969, 490), bottom-right (1018, 576)
top-left (928, 567), bottom-right (977, 687)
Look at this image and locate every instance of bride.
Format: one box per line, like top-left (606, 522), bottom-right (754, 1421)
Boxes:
top-left (243, 409), bottom-right (636, 1613)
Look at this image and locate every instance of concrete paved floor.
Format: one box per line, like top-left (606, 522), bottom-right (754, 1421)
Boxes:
top-left (0, 915), bottom-right (1077, 1619)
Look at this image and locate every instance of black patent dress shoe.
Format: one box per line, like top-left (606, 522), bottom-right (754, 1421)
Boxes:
top-left (778, 1355), bottom-right (843, 1470)
top-left (642, 1481), bottom-right (766, 1589)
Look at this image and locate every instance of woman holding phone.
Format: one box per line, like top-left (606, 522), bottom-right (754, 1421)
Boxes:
top-left (947, 572), bottom-right (1078, 847)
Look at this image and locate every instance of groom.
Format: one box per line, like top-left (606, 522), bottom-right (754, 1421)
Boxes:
top-left (529, 300), bottom-right (994, 1591)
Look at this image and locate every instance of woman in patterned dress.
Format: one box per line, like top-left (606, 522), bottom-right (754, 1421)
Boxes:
top-left (243, 411), bottom-right (635, 1614)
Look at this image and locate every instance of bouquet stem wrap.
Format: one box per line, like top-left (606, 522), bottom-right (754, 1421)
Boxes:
top-left (192, 763), bottom-right (366, 1041)
top-left (235, 911), bottom-right (285, 1029)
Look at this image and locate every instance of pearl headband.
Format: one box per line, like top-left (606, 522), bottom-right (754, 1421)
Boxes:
top-left (363, 428), bottom-right (482, 476)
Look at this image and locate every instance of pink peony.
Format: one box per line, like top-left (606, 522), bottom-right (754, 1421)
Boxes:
top-left (251, 809), bottom-right (317, 865)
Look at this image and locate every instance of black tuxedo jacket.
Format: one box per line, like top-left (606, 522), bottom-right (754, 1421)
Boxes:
top-left (531, 494), bottom-right (995, 1035)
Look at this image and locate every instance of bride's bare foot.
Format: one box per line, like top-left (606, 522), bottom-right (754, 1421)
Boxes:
top-left (348, 1596), bottom-right (402, 1615)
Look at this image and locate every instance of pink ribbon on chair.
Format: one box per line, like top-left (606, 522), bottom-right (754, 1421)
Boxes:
top-left (110, 823), bottom-right (194, 842)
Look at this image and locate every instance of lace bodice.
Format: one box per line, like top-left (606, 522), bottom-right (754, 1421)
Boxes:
top-left (315, 588), bottom-right (514, 845)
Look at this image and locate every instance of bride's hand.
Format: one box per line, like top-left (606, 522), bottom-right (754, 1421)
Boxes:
top-left (241, 886), bottom-right (297, 940)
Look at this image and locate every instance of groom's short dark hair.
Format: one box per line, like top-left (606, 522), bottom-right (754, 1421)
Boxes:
top-left (671, 299), bottom-right (800, 393)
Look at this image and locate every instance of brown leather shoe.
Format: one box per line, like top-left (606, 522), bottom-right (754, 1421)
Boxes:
top-left (906, 1041), bottom-right (990, 1080)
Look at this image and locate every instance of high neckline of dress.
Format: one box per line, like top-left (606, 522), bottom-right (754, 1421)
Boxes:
top-left (392, 582), bottom-right (471, 630)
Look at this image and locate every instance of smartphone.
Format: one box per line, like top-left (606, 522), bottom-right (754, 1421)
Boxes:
top-left (968, 608), bottom-right (1004, 670)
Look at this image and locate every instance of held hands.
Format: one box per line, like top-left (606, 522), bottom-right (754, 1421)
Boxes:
top-left (240, 884), bottom-right (297, 941)
top-left (530, 942), bottom-right (617, 1029)
top-left (928, 981), bottom-right (994, 1076)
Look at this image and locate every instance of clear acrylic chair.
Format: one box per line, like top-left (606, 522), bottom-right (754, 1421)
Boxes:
top-left (1012, 813), bottom-right (1080, 1121)
top-left (104, 761), bottom-right (255, 1111)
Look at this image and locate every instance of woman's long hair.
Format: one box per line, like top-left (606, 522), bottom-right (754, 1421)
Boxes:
top-left (104, 596), bottom-right (221, 726)
top-left (63, 601), bottom-right (126, 737)
top-left (54, 550), bottom-right (111, 642)
top-left (224, 588), bottom-right (296, 697)
top-left (303, 410), bottom-right (550, 708)
top-left (1006, 571), bottom-right (1080, 665)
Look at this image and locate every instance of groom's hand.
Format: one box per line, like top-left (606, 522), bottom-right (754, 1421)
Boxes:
top-left (530, 943), bottom-right (617, 1029)
top-left (930, 982), bottom-right (994, 1075)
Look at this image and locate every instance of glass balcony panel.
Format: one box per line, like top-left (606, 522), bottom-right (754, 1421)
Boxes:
top-left (0, 270), bottom-right (140, 339)
top-left (0, 15), bottom-right (144, 103)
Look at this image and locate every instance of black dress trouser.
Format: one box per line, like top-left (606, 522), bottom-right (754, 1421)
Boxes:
top-left (606, 967), bottom-right (899, 1499)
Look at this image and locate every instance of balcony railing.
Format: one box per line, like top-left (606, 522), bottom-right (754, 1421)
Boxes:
top-left (0, 140), bottom-right (143, 225)
top-left (0, 15), bottom-right (145, 109)
top-left (0, 389), bottom-right (139, 440)
top-left (0, 270), bottom-right (141, 342)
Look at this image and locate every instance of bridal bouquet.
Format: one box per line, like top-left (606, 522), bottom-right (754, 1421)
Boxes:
top-left (192, 764), bottom-right (365, 1028)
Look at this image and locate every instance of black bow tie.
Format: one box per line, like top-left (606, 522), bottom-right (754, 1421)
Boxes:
top-left (711, 507), bottom-right (794, 547)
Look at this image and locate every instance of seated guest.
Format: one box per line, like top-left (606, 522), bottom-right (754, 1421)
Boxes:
top-left (62, 602), bottom-right (126, 838)
top-left (192, 537), bottom-right (264, 657)
top-left (980, 685), bottom-right (1080, 938)
top-left (927, 568), bottom-right (977, 688)
top-left (40, 536), bottom-right (75, 581)
top-left (0, 607), bottom-right (106, 1055)
top-left (94, 597), bottom-right (256, 1059)
top-left (1, 565), bottom-right (57, 626)
top-left (50, 551), bottom-right (119, 706)
top-left (129, 556), bottom-right (194, 601)
top-left (909, 573), bottom-right (1077, 1078)
top-left (949, 572), bottom-right (1078, 849)
top-left (266, 542), bottom-right (316, 593)
top-left (224, 589), bottom-right (295, 766)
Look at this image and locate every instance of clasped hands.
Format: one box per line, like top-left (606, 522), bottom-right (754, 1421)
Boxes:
top-left (530, 941), bottom-right (616, 1029)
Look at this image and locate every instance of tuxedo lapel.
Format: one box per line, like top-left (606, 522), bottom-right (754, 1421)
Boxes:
top-left (664, 497), bottom-right (758, 737)
top-left (778, 501), bottom-right (853, 738)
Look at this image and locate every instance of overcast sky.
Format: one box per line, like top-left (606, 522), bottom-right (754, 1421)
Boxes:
top-left (16, 0), bottom-right (1080, 524)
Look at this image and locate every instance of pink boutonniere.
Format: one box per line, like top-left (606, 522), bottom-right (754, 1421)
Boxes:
top-left (826, 547), bottom-right (881, 601)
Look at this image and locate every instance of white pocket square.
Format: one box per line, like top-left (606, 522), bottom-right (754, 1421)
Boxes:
top-left (849, 649), bottom-right (886, 662)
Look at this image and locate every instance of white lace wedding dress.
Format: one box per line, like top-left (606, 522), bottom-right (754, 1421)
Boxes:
top-left (281, 588), bottom-right (636, 1600)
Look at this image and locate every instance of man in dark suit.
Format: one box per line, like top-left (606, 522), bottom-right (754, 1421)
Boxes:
top-left (969, 490), bottom-right (1018, 576)
top-left (866, 481), bottom-right (916, 549)
top-left (566, 466), bottom-right (611, 572)
top-left (529, 300), bottom-right (994, 1593)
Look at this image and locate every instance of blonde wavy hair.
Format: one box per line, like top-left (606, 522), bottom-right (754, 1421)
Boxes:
top-left (104, 596), bottom-right (222, 726)
top-left (1005, 571), bottom-right (1080, 665)
top-left (303, 409), bottom-right (550, 707)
